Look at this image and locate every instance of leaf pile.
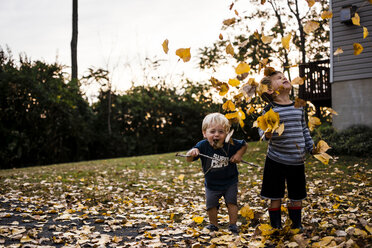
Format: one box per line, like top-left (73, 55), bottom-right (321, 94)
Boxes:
top-left (0, 143), bottom-right (371, 247)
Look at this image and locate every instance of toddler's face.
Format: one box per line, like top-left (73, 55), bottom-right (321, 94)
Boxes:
top-left (270, 72), bottom-right (292, 92)
top-left (203, 124), bottom-right (227, 149)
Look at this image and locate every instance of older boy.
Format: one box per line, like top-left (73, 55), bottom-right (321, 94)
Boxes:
top-left (259, 70), bottom-right (314, 230)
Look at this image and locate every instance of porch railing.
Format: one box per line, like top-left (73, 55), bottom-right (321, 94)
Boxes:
top-left (298, 59), bottom-right (331, 106)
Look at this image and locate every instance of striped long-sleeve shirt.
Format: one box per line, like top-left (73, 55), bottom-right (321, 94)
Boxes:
top-left (258, 102), bottom-right (314, 165)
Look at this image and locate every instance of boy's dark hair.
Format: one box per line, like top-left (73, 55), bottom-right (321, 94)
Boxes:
top-left (260, 71), bottom-right (281, 103)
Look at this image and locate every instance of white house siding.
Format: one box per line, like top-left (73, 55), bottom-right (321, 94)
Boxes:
top-left (331, 0), bottom-right (372, 130)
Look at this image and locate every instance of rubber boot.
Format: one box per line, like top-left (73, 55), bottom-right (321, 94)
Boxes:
top-left (288, 206), bottom-right (302, 229)
top-left (268, 208), bottom-right (282, 229)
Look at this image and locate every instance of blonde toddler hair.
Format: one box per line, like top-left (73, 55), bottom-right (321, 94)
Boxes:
top-left (202, 113), bottom-right (230, 133)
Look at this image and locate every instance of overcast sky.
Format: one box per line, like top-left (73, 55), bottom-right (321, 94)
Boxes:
top-left (1, 0), bottom-right (253, 97)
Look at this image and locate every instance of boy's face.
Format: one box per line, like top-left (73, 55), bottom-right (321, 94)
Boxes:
top-left (203, 124), bottom-right (227, 149)
top-left (270, 72), bottom-right (292, 93)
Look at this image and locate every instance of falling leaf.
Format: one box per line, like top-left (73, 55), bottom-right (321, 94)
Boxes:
top-left (258, 58), bottom-right (269, 72)
top-left (223, 18), bottom-right (236, 26)
top-left (222, 100), bottom-right (236, 111)
top-left (225, 109), bottom-right (246, 128)
top-left (226, 43), bottom-right (235, 56)
top-left (254, 30), bottom-right (260, 40)
top-left (235, 62), bottom-right (251, 75)
top-left (261, 0), bottom-right (266, 4)
top-left (334, 47), bottom-right (343, 55)
top-left (162, 39), bottom-right (169, 54)
top-left (321, 11), bottom-right (333, 20)
top-left (219, 33), bottom-right (223, 40)
top-left (192, 216), bottom-right (204, 224)
top-left (246, 106), bottom-right (255, 115)
top-left (281, 33), bottom-right (291, 50)
top-left (291, 76), bottom-right (305, 85)
top-left (294, 98), bottom-right (306, 108)
top-left (237, 72), bottom-right (248, 81)
top-left (256, 109), bottom-right (281, 136)
top-left (261, 35), bottom-right (274, 44)
top-left (234, 10), bottom-right (239, 16)
top-left (276, 123), bottom-right (285, 136)
top-left (363, 27), bottom-right (369, 39)
top-left (308, 116), bottom-right (321, 131)
top-left (228, 78), bottom-right (240, 87)
top-left (315, 140), bottom-right (331, 154)
top-left (324, 107), bottom-right (338, 115)
top-left (219, 83), bottom-right (229, 96)
top-left (314, 153), bottom-right (332, 165)
top-left (352, 13), bottom-right (360, 26)
top-left (240, 78), bottom-right (257, 99)
top-left (304, 21), bottom-right (320, 34)
top-left (306, 0), bottom-right (315, 7)
top-left (353, 43), bottom-right (363, 55)
top-left (175, 48), bottom-right (191, 62)
top-left (225, 129), bottom-right (234, 143)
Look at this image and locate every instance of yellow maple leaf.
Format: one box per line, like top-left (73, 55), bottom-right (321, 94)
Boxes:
top-left (223, 18), bottom-right (236, 26)
top-left (235, 62), bottom-right (251, 75)
top-left (291, 76), bottom-right (305, 85)
top-left (281, 33), bottom-right (291, 50)
top-left (222, 100), bottom-right (236, 111)
top-left (225, 109), bottom-right (246, 128)
top-left (226, 43), bottom-right (235, 56)
top-left (306, 0), bottom-right (315, 7)
top-left (228, 78), bottom-right (240, 87)
top-left (314, 153), bottom-right (332, 165)
top-left (353, 43), bottom-right (363, 55)
top-left (256, 109), bottom-right (281, 137)
top-left (304, 20), bottom-right (320, 34)
top-left (363, 27), bottom-right (369, 39)
top-left (259, 224), bottom-right (274, 235)
top-left (261, 35), bottom-right (274, 44)
top-left (192, 216), bottom-right (204, 224)
top-left (219, 83), bottom-right (229, 96)
top-left (240, 205), bottom-right (254, 220)
top-left (315, 140), bottom-right (331, 154)
top-left (308, 116), bottom-right (321, 131)
top-left (352, 13), bottom-right (360, 26)
top-left (334, 47), bottom-right (343, 55)
top-left (162, 39), bottom-right (169, 54)
top-left (175, 48), bottom-right (191, 62)
top-left (321, 11), bottom-right (333, 20)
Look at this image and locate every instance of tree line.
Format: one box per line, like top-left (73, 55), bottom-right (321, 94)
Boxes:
top-left (0, 49), bottom-right (260, 169)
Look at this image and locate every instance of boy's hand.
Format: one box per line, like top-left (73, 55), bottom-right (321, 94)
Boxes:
top-left (186, 148), bottom-right (199, 162)
top-left (265, 132), bottom-right (272, 139)
top-left (230, 154), bottom-right (242, 163)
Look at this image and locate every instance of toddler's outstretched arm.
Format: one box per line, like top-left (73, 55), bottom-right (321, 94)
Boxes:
top-left (186, 148), bottom-right (200, 162)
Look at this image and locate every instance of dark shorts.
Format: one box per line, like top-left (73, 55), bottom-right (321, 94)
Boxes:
top-left (205, 183), bottom-right (238, 210)
top-left (261, 156), bottom-right (306, 201)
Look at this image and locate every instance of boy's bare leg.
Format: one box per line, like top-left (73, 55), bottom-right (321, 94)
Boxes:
top-left (207, 207), bottom-right (218, 226)
top-left (270, 199), bottom-right (281, 208)
top-left (289, 200), bottom-right (302, 207)
top-left (227, 203), bottom-right (238, 225)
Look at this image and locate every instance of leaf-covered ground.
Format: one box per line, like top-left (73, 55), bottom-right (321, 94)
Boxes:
top-left (0, 142), bottom-right (371, 247)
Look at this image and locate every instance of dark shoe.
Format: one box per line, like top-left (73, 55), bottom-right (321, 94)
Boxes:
top-left (228, 224), bottom-right (239, 234)
top-left (206, 224), bottom-right (219, 232)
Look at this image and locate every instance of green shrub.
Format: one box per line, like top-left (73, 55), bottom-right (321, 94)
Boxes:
top-left (312, 124), bottom-right (372, 157)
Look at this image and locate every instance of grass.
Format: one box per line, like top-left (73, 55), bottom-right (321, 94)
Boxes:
top-left (0, 141), bottom-right (371, 247)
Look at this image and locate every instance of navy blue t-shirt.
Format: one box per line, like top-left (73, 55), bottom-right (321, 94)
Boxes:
top-left (194, 139), bottom-right (246, 191)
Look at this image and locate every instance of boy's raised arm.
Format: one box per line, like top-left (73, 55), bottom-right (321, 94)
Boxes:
top-left (185, 148), bottom-right (200, 162)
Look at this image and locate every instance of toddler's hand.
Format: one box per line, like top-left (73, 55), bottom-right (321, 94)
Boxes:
top-left (230, 154), bottom-right (242, 163)
top-left (186, 148), bottom-right (199, 158)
